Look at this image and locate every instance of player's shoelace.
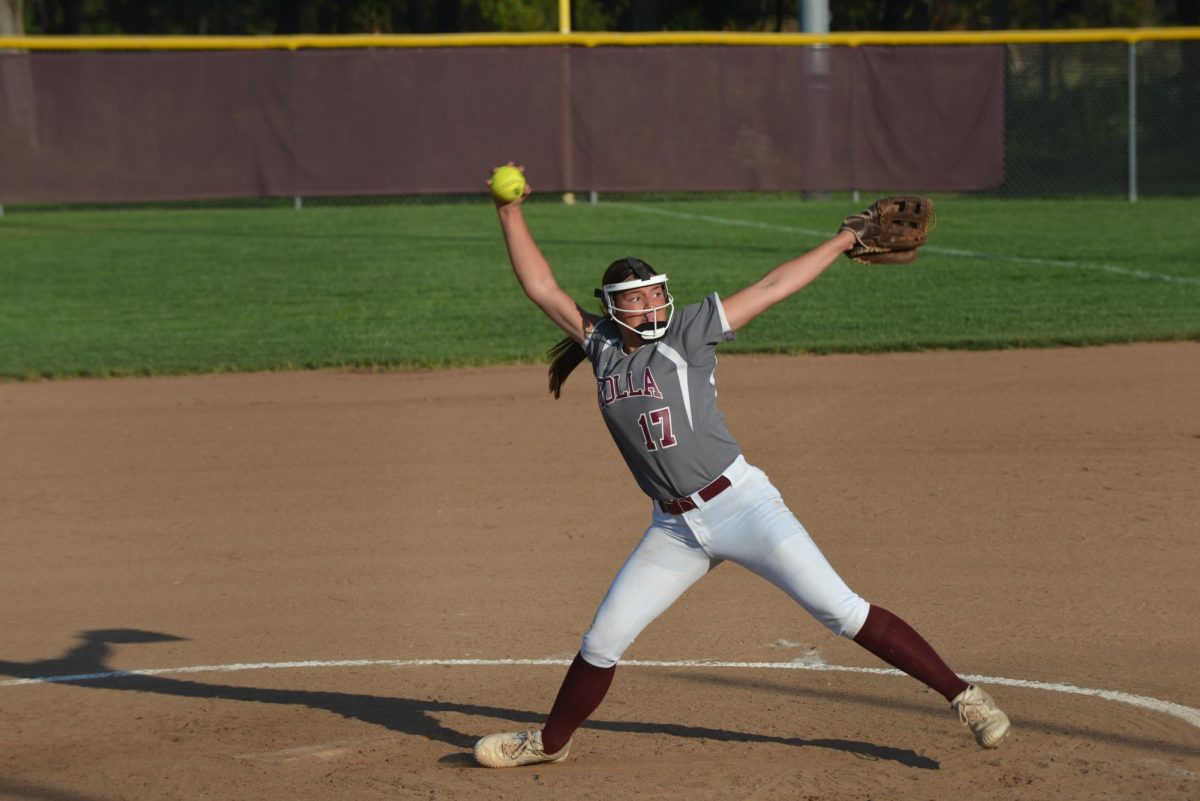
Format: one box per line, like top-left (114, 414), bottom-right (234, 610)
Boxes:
top-left (502, 731), bottom-right (539, 759)
top-left (956, 691), bottom-right (994, 728)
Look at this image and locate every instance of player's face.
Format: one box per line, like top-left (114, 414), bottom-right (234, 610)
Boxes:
top-left (613, 284), bottom-right (668, 328)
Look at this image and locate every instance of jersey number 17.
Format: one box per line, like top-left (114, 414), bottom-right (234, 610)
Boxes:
top-left (637, 407), bottom-right (677, 451)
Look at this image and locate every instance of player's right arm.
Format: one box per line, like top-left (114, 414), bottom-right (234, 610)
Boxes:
top-left (495, 195), bottom-right (598, 345)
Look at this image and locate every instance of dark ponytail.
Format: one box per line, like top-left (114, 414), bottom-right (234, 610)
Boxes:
top-left (546, 257), bottom-right (657, 399)
top-left (548, 336), bottom-right (587, 399)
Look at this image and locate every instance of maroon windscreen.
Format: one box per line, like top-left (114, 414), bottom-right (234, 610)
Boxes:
top-left (0, 46), bottom-right (1003, 203)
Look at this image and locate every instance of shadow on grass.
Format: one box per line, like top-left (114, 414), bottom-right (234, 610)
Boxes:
top-left (0, 217), bottom-right (798, 257)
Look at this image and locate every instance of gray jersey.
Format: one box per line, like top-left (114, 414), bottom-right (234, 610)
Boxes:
top-left (583, 293), bottom-right (741, 500)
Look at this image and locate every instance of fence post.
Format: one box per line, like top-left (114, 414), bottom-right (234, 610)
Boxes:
top-left (1127, 41), bottom-right (1138, 204)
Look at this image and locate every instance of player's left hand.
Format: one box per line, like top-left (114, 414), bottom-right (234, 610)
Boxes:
top-left (839, 196), bottom-right (935, 265)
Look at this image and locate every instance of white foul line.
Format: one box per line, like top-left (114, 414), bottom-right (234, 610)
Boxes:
top-left (613, 203), bottom-right (1200, 286)
top-left (3, 657), bottom-right (1198, 731)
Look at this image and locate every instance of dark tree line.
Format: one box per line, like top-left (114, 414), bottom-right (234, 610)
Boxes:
top-left (18, 0), bottom-right (1199, 35)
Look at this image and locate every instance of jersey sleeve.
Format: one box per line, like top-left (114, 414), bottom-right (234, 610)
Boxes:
top-left (673, 293), bottom-right (736, 360)
top-left (582, 318), bottom-right (620, 365)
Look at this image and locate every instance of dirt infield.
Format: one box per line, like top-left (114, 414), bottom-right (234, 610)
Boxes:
top-left (2, 344), bottom-right (1198, 801)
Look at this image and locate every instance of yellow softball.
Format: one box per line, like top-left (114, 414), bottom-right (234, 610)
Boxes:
top-left (490, 165), bottom-right (526, 203)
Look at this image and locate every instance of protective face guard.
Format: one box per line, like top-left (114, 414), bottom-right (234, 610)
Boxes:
top-left (595, 273), bottom-right (675, 341)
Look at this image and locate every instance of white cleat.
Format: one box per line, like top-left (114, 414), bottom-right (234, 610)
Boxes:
top-left (952, 684), bottom-right (1012, 748)
top-left (473, 729), bottom-right (571, 768)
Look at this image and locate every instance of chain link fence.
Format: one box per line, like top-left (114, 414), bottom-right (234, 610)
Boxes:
top-left (997, 39), bottom-right (1200, 198)
top-left (1137, 39), bottom-right (1200, 195)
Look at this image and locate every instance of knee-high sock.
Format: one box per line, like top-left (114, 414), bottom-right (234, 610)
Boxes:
top-left (853, 605), bottom-right (969, 702)
top-left (541, 653), bottom-right (616, 753)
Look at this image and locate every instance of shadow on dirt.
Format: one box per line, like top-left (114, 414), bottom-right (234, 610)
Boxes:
top-left (0, 777), bottom-right (117, 801)
top-left (677, 669), bottom-right (1200, 759)
top-left (2, 628), bottom-right (939, 770)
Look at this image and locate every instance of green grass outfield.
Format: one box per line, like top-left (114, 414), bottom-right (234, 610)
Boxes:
top-left (2, 195), bottom-right (1198, 380)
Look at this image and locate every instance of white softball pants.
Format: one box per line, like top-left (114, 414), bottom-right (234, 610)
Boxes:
top-left (580, 456), bottom-right (871, 669)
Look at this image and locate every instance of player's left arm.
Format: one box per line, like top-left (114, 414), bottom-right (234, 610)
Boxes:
top-left (722, 229), bottom-right (856, 331)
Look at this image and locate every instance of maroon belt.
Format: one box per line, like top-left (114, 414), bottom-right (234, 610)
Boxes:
top-left (658, 474), bottom-right (732, 515)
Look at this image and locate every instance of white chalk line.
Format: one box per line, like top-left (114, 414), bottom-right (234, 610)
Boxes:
top-left (4, 657), bottom-right (1198, 732)
top-left (613, 203), bottom-right (1200, 286)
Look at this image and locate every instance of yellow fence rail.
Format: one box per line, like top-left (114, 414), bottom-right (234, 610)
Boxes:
top-left (1, 27), bottom-right (1199, 51)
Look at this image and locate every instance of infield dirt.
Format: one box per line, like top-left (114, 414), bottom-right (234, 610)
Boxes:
top-left (2, 344), bottom-right (1198, 801)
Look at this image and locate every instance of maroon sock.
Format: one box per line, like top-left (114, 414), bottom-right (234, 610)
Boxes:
top-left (853, 605), bottom-right (969, 702)
top-left (540, 653), bottom-right (616, 753)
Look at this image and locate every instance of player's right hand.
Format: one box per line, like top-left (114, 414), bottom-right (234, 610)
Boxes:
top-left (489, 163), bottom-right (531, 210)
top-left (492, 183), bottom-right (531, 210)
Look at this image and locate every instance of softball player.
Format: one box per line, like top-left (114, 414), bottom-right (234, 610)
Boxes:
top-left (474, 180), bottom-right (1010, 768)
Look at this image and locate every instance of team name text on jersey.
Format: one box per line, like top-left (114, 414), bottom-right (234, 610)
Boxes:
top-left (599, 367), bottom-right (664, 409)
